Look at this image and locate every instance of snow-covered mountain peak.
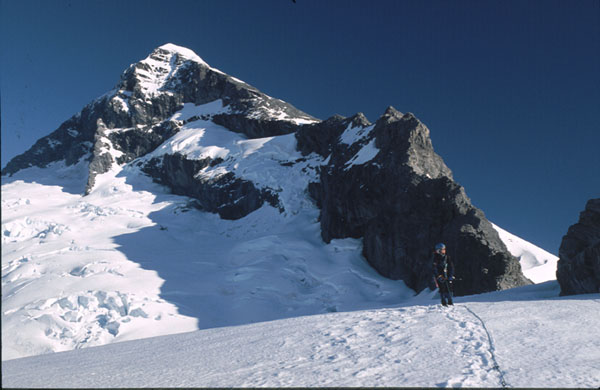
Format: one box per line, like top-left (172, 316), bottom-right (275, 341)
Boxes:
top-left (115, 44), bottom-right (317, 124)
top-left (1, 43), bottom-right (319, 191)
top-left (125, 43), bottom-right (210, 98)
top-left (154, 43), bottom-right (209, 65)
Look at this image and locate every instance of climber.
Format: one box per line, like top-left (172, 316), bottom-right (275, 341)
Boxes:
top-left (432, 243), bottom-right (455, 306)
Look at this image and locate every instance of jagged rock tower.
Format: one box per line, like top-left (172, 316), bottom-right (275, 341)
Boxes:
top-left (297, 107), bottom-right (530, 295)
top-left (556, 198), bottom-right (600, 295)
top-left (2, 43), bottom-right (531, 296)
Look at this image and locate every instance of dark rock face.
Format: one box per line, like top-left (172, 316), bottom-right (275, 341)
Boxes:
top-left (296, 113), bottom-right (370, 158)
top-left (141, 153), bottom-right (281, 220)
top-left (305, 107), bottom-right (530, 296)
top-left (109, 121), bottom-right (181, 165)
top-left (212, 114), bottom-right (299, 139)
top-left (84, 120), bottom-right (183, 193)
top-left (557, 198), bottom-right (600, 295)
top-left (2, 99), bottom-right (108, 177)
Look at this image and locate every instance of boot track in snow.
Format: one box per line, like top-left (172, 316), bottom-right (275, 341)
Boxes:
top-left (441, 304), bottom-right (509, 388)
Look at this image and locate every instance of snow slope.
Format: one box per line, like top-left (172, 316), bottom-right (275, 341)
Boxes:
top-left (492, 223), bottom-right (559, 283)
top-left (2, 116), bottom-right (414, 361)
top-left (3, 282), bottom-right (599, 388)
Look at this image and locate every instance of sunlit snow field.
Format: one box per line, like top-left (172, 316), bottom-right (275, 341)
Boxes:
top-left (3, 112), bottom-right (597, 388)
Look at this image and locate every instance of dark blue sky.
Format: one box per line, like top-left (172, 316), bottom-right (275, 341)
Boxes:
top-left (2, 0), bottom-right (599, 254)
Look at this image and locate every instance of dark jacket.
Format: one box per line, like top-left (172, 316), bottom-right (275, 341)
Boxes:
top-left (432, 253), bottom-right (454, 281)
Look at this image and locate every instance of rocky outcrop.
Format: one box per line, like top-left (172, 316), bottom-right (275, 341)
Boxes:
top-left (1, 99), bottom-right (109, 177)
top-left (296, 113), bottom-right (371, 158)
top-left (141, 153), bottom-right (281, 220)
top-left (556, 198), bottom-right (600, 295)
top-left (304, 107), bottom-right (530, 296)
top-left (108, 121), bottom-right (182, 165)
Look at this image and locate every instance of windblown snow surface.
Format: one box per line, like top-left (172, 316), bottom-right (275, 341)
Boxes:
top-left (2, 108), bottom-right (597, 388)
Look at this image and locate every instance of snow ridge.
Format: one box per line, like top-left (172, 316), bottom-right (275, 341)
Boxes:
top-left (492, 223), bottom-right (558, 283)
